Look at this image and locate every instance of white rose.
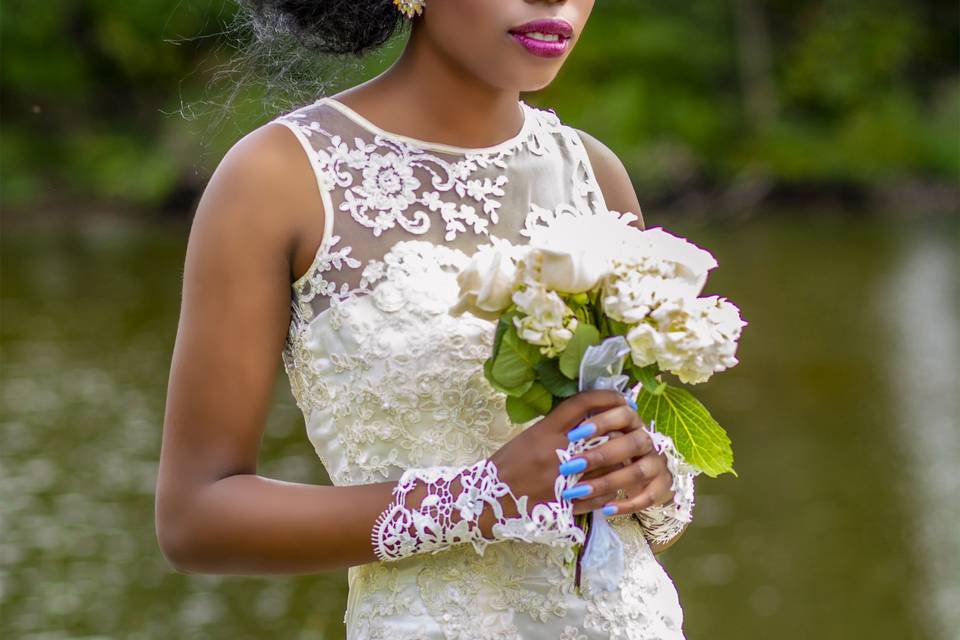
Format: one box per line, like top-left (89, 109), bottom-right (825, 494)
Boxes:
top-left (518, 246), bottom-right (608, 294)
top-left (450, 242), bottom-right (519, 321)
top-left (519, 207), bottom-right (647, 293)
top-left (524, 204), bottom-right (645, 255)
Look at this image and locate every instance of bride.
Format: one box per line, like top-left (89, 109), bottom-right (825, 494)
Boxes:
top-left (156, 1), bottom-right (697, 638)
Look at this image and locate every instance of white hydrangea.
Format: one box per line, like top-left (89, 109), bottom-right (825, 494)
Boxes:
top-left (512, 284), bottom-right (579, 358)
top-left (639, 227), bottom-right (718, 295)
top-left (626, 295), bottom-right (746, 384)
top-left (602, 256), bottom-right (692, 323)
top-left (601, 228), bottom-right (718, 323)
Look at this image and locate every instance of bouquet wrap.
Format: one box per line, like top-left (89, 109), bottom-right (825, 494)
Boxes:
top-left (576, 336), bottom-right (631, 593)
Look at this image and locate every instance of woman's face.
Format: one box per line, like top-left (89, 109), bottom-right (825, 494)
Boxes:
top-left (414, 0), bottom-right (596, 92)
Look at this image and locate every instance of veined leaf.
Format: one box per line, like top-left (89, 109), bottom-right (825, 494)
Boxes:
top-left (491, 323), bottom-right (541, 388)
top-left (635, 385), bottom-right (736, 478)
top-left (535, 358), bottom-right (578, 398)
top-left (506, 382), bottom-right (553, 423)
top-left (559, 323), bottom-right (601, 379)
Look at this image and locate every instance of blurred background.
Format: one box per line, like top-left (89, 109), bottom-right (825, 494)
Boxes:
top-left (1, 1), bottom-right (958, 638)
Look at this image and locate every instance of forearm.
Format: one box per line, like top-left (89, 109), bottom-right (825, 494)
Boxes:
top-left (157, 466), bottom-right (513, 575)
top-left (157, 473), bottom-right (397, 575)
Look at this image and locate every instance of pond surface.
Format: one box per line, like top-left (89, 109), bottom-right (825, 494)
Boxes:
top-left (2, 212), bottom-right (957, 639)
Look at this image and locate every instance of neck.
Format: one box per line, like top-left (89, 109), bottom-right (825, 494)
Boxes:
top-left (340, 25), bottom-right (524, 149)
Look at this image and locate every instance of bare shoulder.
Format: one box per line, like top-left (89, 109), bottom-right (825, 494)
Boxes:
top-left (572, 128), bottom-right (645, 228)
top-left (189, 119), bottom-right (326, 283)
top-left (200, 121), bottom-right (319, 242)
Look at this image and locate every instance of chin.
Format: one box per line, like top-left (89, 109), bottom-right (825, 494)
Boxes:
top-left (488, 64), bottom-right (564, 94)
top-left (522, 72), bottom-right (562, 92)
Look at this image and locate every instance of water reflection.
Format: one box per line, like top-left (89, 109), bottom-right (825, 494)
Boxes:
top-left (881, 225), bottom-right (960, 638)
top-left (1, 215), bottom-right (956, 638)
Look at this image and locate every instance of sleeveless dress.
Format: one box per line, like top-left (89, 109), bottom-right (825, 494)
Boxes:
top-left (272, 96), bottom-right (687, 640)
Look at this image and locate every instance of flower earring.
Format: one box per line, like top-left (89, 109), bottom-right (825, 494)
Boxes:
top-left (394, 0), bottom-right (425, 19)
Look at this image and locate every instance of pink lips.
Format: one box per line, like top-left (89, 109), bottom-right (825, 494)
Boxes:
top-left (508, 18), bottom-right (574, 59)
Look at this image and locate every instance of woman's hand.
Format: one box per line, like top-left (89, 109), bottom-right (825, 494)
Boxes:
top-left (561, 405), bottom-right (676, 517)
top-left (484, 390), bottom-right (631, 526)
top-left (485, 390), bottom-right (675, 526)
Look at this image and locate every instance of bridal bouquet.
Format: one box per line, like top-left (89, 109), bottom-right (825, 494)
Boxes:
top-left (451, 207), bottom-right (745, 478)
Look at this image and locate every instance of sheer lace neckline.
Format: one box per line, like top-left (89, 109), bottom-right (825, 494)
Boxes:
top-left (319, 96), bottom-right (534, 155)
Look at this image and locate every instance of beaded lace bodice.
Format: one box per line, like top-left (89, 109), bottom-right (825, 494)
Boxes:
top-left (272, 97), bottom-right (686, 639)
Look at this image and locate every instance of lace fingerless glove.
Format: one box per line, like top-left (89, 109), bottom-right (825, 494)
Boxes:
top-left (632, 426), bottom-right (701, 545)
top-left (371, 458), bottom-right (584, 562)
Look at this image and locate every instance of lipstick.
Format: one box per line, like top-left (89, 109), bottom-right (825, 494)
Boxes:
top-left (508, 18), bottom-right (574, 59)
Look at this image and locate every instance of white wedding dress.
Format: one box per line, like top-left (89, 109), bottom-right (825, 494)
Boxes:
top-left (272, 96), bottom-right (688, 640)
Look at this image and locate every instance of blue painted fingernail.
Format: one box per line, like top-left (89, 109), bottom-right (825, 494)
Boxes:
top-left (567, 422), bottom-right (597, 442)
top-left (558, 457), bottom-right (588, 476)
top-left (626, 397), bottom-right (638, 411)
top-left (562, 484), bottom-right (593, 500)
top-left (602, 504), bottom-right (618, 516)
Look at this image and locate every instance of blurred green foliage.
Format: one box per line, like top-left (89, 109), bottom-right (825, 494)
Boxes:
top-left (1, 0), bottom-right (957, 211)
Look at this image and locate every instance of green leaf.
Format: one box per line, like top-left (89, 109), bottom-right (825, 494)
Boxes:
top-left (605, 317), bottom-right (630, 337)
top-left (559, 323), bottom-right (601, 379)
top-left (491, 323), bottom-right (541, 389)
top-left (573, 306), bottom-right (592, 325)
top-left (634, 363), bottom-right (666, 395)
top-left (535, 359), bottom-right (579, 398)
top-left (484, 357), bottom-right (534, 397)
top-left (505, 382), bottom-right (553, 423)
top-left (635, 384), bottom-right (736, 478)
top-left (491, 307), bottom-right (518, 358)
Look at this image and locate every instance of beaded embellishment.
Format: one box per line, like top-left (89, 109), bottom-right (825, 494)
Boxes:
top-left (394, 0), bottom-right (425, 19)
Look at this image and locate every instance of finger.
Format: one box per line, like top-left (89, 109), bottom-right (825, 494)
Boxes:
top-left (589, 404), bottom-right (645, 437)
top-left (632, 453), bottom-right (674, 504)
top-left (601, 489), bottom-right (657, 517)
top-left (565, 404), bottom-right (644, 446)
top-left (579, 461), bottom-right (627, 481)
top-left (646, 473), bottom-right (676, 506)
top-left (600, 471), bottom-right (677, 516)
top-left (551, 390), bottom-right (628, 432)
top-left (572, 492), bottom-right (619, 515)
top-left (571, 456), bottom-right (649, 503)
top-left (578, 427), bottom-right (653, 471)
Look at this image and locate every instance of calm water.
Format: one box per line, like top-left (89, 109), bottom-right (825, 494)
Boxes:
top-left (2, 213), bottom-right (958, 639)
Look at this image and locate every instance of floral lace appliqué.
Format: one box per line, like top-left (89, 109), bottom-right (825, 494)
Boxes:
top-left (272, 100), bottom-right (687, 639)
top-left (280, 102), bottom-right (552, 242)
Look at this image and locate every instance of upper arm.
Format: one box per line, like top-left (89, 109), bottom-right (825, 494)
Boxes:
top-left (158, 122), bottom-right (321, 503)
top-left (574, 128), bottom-right (645, 229)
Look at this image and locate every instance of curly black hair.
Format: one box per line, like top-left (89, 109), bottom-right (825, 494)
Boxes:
top-left (241, 0), bottom-right (409, 56)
